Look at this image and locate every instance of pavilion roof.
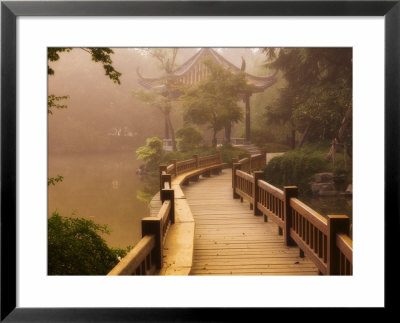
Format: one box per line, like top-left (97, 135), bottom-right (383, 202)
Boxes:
top-left (137, 48), bottom-right (277, 96)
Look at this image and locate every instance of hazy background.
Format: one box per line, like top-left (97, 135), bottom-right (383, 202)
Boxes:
top-left (48, 48), bottom-right (277, 248)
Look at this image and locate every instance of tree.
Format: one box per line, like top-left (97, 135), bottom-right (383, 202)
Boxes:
top-left (181, 59), bottom-right (249, 147)
top-left (176, 125), bottom-right (203, 151)
top-left (134, 48), bottom-right (181, 151)
top-left (262, 48), bottom-right (352, 150)
top-left (47, 47), bottom-right (121, 114)
top-left (136, 136), bottom-right (164, 173)
top-left (48, 212), bottom-right (128, 275)
top-left (48, 48), bottom-right (126, 275)
top-left (48, 47), bottom-right (121, 84)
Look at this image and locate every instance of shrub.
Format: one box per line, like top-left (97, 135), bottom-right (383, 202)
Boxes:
top-left (263, 149), bottom-right (330, 195)
top-left (48, 212), bottom-right (128, 275)
top-left (176, 126), bottom-right (203, 151)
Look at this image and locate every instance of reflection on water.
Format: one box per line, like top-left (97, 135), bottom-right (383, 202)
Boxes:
top-left (48, 152), bottom-right (150, 249)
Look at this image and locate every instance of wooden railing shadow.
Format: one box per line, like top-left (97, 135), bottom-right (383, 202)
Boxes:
top-left (232, 159), bottom-right (353, 276)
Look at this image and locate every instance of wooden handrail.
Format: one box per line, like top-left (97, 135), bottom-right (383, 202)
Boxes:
top-left (234, 169), bottom-right (254, 204)
top-left (108, 190), bottom-right (174, 275)
top-left (109, 151), bottom-right (223, 276)
top-left (107, 235), bottom-right (156, 275)
top-left (290, 198), bottom-right (328, 234)
top-left (232, 167), bottom-right (353, 276)
top-left (336, 233), bottom-right (353, 275)
top-left (258, 179), bottom-right (284, 200)
top-left (236, 153), bottom-right (266, 173)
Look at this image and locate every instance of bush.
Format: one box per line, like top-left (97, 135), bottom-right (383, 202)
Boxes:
top-left (263, 149), bottom-right (330, 195)
top-left (250, 128), bottom-right (277, 148)
top-left (48, 212), bottom-right (129, 275)
top-left (261, 142), bottom-right (290, 153)
top-left (219, 144), bottom-right (247, 167)
top-left (176, 126), bottom-right (203, 151)
top-left (263, 142), bottom-right (352, 195)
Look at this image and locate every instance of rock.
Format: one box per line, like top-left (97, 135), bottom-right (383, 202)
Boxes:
top-left (311, 172), bottom-right (348, 196)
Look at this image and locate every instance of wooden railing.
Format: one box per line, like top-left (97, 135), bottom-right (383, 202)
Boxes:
top-left (108, 151), bottom-right (224, 275)
top-left (216, 137), bottom-right (246, 145)
top-left (107, 187), bottom-right (174, 275)
top-left (232, 166), bottom-right (353, 276)
top-left (165, 152), bottom-right (222, 177)
top-left (233, 153), bottom-right (266, 173)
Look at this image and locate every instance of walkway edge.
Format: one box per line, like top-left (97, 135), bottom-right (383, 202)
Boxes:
top-left (157, 176), bottom-right (195, 275)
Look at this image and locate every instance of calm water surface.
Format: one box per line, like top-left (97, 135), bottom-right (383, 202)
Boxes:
top-left (48, 152), bottom-right (150, 249)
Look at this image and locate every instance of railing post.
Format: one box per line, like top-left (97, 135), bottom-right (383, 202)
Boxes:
top-left (171, 159), bottom-right (177, 176)
top-left (141, 217), bottom-right (162, 269)
top-left (161, 189), bottom-right (175, 224)
top-left (216, 150), bottom-right (222, 164)
top-left (231, 158), bottom-right (238, 188)
top-left (327, 215), bottom-right (350, 275)
top-left (284, 186), bottom-right (298, 246)
top-left (261, 149), bottom-right (267, 166)
top-left (246, 153), bottom-right (252, 173)
top-left (252, 171), bottom-right (263, 216)
top-left (192, 154), bottom-right (199, 169)
top-left (161, 173), bottom-right (171, 190)
top-left (232, 163), bottom-right (241, 199)
top-left (159, 165), bottom-right (167, 190)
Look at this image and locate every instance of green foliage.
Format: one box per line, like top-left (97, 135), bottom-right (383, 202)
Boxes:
top-left (134, 48), bottom-right (184, 151)
top-left (176, 126), bottom-right (203, 151)
top-left (48, 47), bottom-right (121, 84)
top-left (263, 143), bottom-right (352, 195)
top-left (219, 144), bottom-right (248, 167)
top-left (262, 48), bottom-right (352, 148)
top-left (48, 95), bottom-right (70, 115)
top-left (181, 58), bottom-right (249, 147)
top-left (136, 137), bottom-right (164, 173)
top-left (248, 127), bottom-right (277, 148)
top-left (264, 144), bottom-right (330, 195)
top-left (48, 212), bottom-right (128, 275)
top-left (48, 175), bottom-right (64, 186)
top-left (48, 48), bottom-right (72, 75)
top-left (262, 142), bottom-right (291, 153)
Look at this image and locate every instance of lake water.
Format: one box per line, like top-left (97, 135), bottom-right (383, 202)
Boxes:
top-left (48, 152), bottom-right (353, 248)
top-left (48, 152), bottom-right (151, 249)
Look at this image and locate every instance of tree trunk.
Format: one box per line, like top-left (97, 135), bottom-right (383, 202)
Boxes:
top-left (212, 128), bottom-right (218, 148)
top-left (296, 123), bottom-right (311, 149)
top-left (327, 103), bottom-right (352, 160)
top-left (290, 121), bottom-right (296, 149)
top-left (164, 113), bottom-right (170, 139)
top-left (166, 112), bottom-right (177, 151)
top-left (224, 123), bottom-right (232, 144)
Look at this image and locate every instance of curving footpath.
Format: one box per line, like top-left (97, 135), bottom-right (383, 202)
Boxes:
top-left (183, 170), bottom-right (319, 275)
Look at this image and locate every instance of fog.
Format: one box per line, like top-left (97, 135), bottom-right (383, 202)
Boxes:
top-left (48, 48), bottom-right (268, 248)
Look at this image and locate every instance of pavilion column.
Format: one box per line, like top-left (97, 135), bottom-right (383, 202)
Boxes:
top-left (244, 94), bottom-right (251, 143)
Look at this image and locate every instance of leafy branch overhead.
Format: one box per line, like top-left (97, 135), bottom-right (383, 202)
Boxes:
top-left (48, 175), bottom-right (64, 186)
top-left (48, 47), bottom-right (122, 84)
top-left (47, 94), bottom-right (70, 115)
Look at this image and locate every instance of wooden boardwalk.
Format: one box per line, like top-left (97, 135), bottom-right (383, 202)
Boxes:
top-left (183, 170), bottom-right (319, 275)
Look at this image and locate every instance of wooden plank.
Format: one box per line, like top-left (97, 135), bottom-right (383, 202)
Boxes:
top-left (181, 171), bottom-right (318, 276)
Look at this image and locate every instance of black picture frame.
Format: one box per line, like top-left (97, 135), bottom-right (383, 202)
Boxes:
top-left (1, 1), bottom-right (398, 321)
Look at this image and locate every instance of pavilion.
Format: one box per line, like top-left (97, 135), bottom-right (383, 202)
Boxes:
top-left (136, 48), bottom-right (277, 143)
